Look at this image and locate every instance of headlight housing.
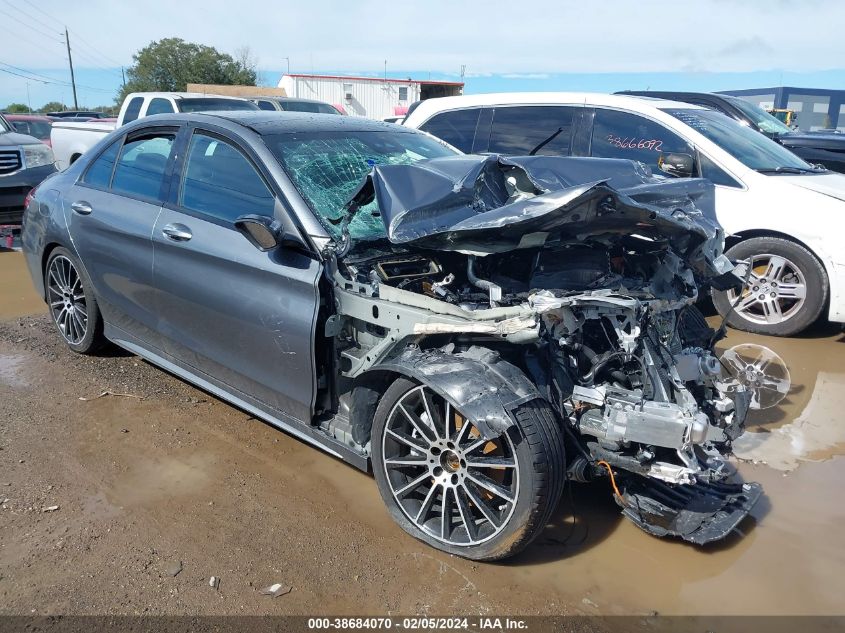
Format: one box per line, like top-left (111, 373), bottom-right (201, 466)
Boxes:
top-left (22, 143), bottom-right (55, 169)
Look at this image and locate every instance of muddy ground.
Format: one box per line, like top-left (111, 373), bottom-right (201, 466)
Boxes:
top-left (1, 250), bottom-right (844, 617)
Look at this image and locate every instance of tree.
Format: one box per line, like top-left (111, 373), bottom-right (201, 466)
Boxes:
top-left (4, 103), bottom-right (30, 113)
top-left (118, 38), bottom-right (257, 103)
top-left (38, 101), bottom-right (66, 113)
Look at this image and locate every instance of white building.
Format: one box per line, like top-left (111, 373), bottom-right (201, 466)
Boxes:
top-left (277, 73), bottom-right (464, 120)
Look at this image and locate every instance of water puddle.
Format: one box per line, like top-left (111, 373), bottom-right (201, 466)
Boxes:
top-left (714, 320), bottom-right (845, 471)
top-left (733, 371), bottom-right (845, 470)
top-left (81, 490), bottom-right (123, 520)
top-left (0, 353), bottom-right (28, 388)
top-left (104, 453), bottom-right (213, 508)
top-left (0, 251), bottom-right (47, 319)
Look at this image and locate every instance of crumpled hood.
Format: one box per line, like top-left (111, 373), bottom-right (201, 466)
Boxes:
top-left (774, 172), bottom-right (845, 202)
top-left (347, 155), bottom-right (734, 280)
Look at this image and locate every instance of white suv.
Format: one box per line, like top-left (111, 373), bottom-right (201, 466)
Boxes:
top-left (404, 93), bottom-right (845, 336)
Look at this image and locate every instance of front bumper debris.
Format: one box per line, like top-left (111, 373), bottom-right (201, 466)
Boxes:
top-left (618, 475), bottom-right (763, 544)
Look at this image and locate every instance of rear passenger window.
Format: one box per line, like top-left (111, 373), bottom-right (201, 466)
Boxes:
top-left (180, 133), bottom-right (274, 223)
top-left (256, 100), bottom-right (276, 111)
top-left (146, 98), bottom-right (175, 115)
top-left (82, 138), bottom-right (121, 189)
top-left (591, 109), bottom-right (693, 175)
top-left (488, 106), bottom-right (575, 156)
top-left (419, 108), bottom-right (480, 152)
top-left (111, 133), bottom-right (175, 201)
top-left (122, 97), bottom-right (144, 124)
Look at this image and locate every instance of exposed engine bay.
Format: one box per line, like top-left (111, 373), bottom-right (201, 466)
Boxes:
top-left (324, 155), bottom-right (762, 544)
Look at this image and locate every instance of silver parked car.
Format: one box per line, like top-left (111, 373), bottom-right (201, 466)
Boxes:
top-left (22, 112), bottom-right (763, 560)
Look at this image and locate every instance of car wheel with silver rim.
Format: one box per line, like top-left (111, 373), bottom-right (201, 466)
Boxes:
top-left (712, 236), bottom-right (828, 337)
top-left (44, 247), bottom-right (105, 354)
top-left (372, 377), bottom-right (565, 561)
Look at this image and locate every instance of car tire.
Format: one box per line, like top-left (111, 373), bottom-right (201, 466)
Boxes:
top-left (372, 377), bottom-right (565, 561)
top-left (44, 247), bottom-right (106, 354)
top-left (711, 237), bottom-right (827, 337)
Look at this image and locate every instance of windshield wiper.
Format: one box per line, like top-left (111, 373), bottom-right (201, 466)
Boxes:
top-left (529, 127), bottom-right (565, 155)
top-left (756, 166), bottom-right (823, 174)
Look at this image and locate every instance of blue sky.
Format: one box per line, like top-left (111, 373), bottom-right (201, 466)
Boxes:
top-left (2, 0), bottom-right (844, 109)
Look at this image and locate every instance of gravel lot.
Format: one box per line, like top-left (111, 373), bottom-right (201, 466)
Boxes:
top-left (1, 251), bottom-right (843, 617)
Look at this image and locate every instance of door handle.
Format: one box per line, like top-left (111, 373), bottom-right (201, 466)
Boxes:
top-left (161, 223), bottom-right (192, 241)
top-left (70, 200), bottom-right (92, 215)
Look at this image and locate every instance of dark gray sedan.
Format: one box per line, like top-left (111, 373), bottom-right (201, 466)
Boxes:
top-left (22, 112), bottom-right (762, 560)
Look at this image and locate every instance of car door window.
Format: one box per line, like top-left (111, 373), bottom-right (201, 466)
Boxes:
top-left (699, 154), bottom-right (742, 188)
top-left (489, 106), bottom-right (575, 156)
top-left (11, 121), bottom-right (31, 135)
top-left (591, 109), bottom-right (693, 175)
top-left (180, 133), bottom-right (275, 223)
top-left (146, 98), bottom-right (175, 115)
top-left (419, 108), bottom-right (481, 152)
top-left (122, 97), bottom-right (144, 124)
top-left (82, 137), bottom-right (122, 189)
top-left (111, 133), bottom-right (175, 201)
top-left (256, 100), bottom-right (276, 111)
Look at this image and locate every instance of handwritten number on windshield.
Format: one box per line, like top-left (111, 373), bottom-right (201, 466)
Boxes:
top-left (606, 135), bottom-right (663, 151)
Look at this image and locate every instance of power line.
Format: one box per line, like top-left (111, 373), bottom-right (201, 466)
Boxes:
top-left (19, 0), bottom-right (126, 69)
top-left (17, 0), bottom-right (61, 25)
top-left (0, 60), bottom-right (67, 84)
top-left (2, 0), bottom-right (60, 36)
top-left (59, 39), bottom-right (125, 79)
top-left (67, 29), bottom-right (125, 69)
top-left (2, 2), bottom-right (127, 103)
top-left (0, 62), bottom-right (115, 94)
top-left (0, 66), bottom-right (54, 84)
top-left (1, 3), bottom-right (121, 79)
top-left (0, 7), bottom-right (63, 42)
top-left (0, 21), bottom-right (63, 61)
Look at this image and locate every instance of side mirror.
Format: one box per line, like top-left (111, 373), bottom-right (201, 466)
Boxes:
top-left (657, 152), bottom-right (695, 178)
top-left (235, 214), bottom-right (304, 252)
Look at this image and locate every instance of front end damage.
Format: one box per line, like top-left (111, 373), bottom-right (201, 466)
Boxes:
top-left (322, 155), bottom-right (761, 545)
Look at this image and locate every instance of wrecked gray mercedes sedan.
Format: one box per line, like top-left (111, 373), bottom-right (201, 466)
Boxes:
top-left (22, 112), bottom-right (761, 560)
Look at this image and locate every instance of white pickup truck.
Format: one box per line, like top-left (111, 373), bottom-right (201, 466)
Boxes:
top-left (51, 92), bottom-right (259, 170)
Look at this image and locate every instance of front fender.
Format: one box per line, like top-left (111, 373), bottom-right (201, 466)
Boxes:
top-left (366, 345), bottom-right (543, 440)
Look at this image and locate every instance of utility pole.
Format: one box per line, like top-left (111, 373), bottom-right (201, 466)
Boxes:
top-left (284, 57), bottom-right (290, 75)
top-left (121, 66), bottom-right (126, 89)
top-left (26, 83), bottom-right (32, 113)
top-left (64, 27), bottom-right (78, 109)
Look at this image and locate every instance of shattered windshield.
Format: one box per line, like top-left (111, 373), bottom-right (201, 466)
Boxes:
top-left (266, 130), bottom-right (456, 240)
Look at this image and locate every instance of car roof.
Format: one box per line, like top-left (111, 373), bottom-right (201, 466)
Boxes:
top-left (3, 113), bottom-right (51, 120)
top-left (616, 90), bottom-right (731, 101)
top-left (250, 96), bottom-right (330, 104)
top-left (138, 111), bottom-right (414, 134)
top-left (123, 92), bottom-right (253, 101)
top-left (405, 92), bottom-right (705, 122)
